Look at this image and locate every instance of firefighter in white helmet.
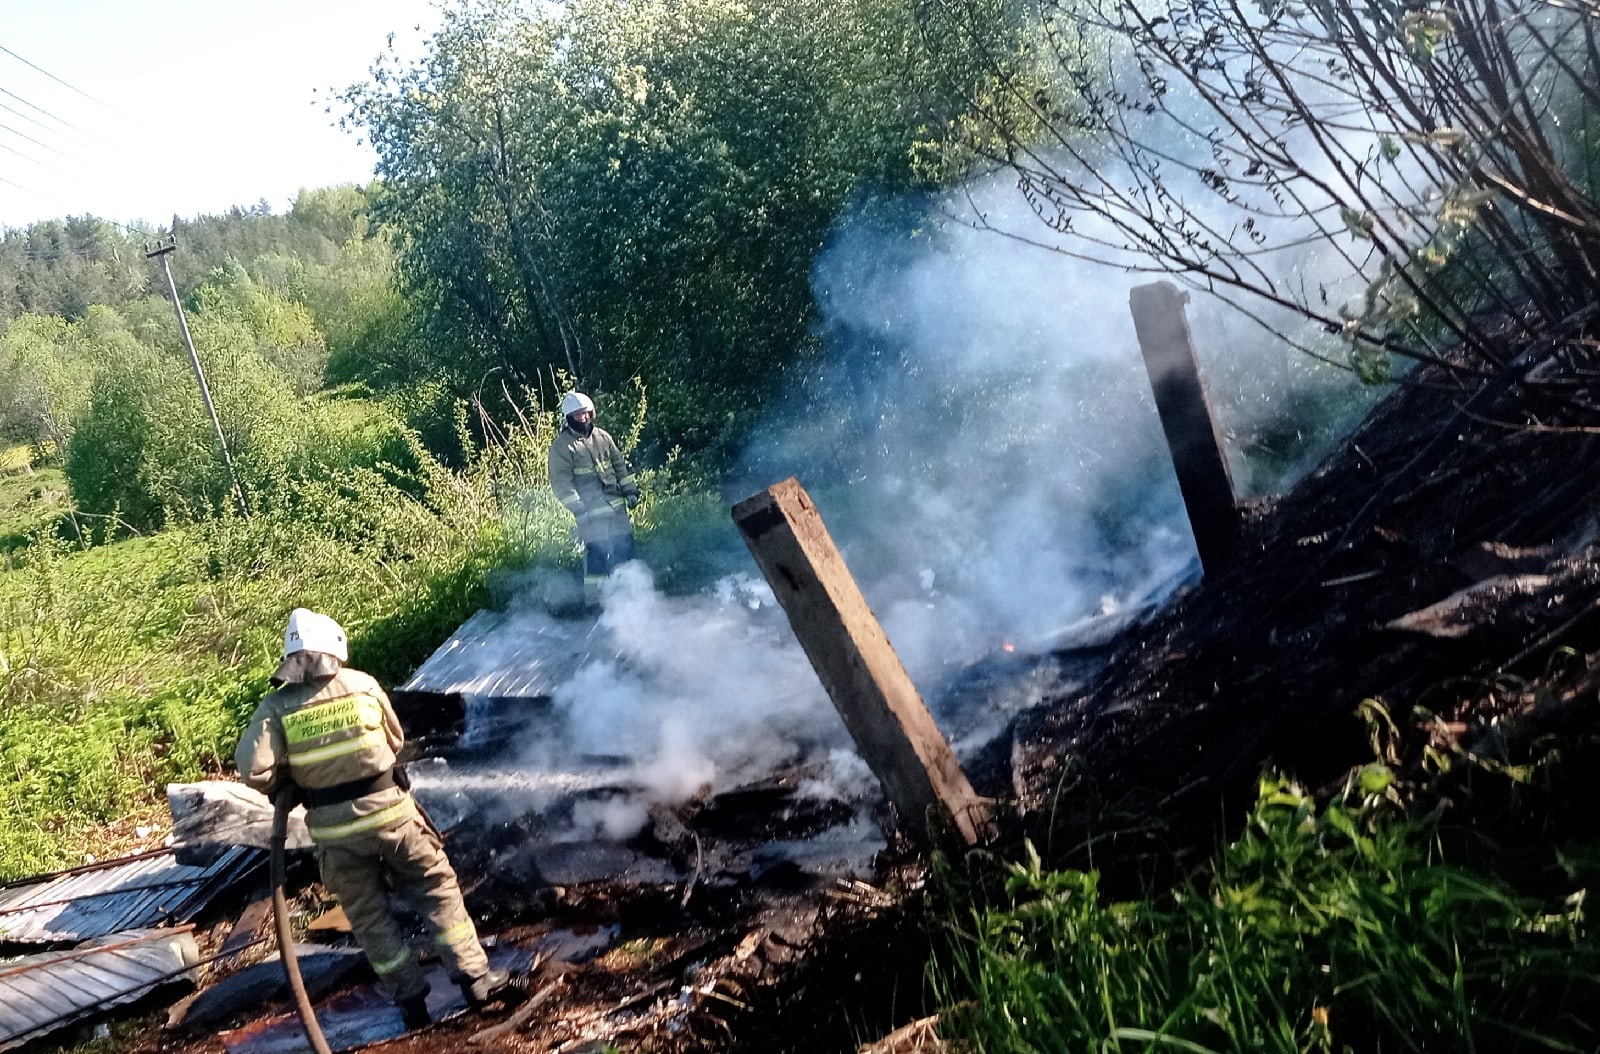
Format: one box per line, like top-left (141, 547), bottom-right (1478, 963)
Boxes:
top-left (235, 608), bottom-right (507, 1029)
top-left (547, 391), bottom-right (641, 608)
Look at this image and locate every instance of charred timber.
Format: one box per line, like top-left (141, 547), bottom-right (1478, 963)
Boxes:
top-left (734, 478), bottom-right (994, 847)
top-left (1129, 280), bottom-right (1238, 576)
top-left (1011, 333), bottom-right (1600, 890)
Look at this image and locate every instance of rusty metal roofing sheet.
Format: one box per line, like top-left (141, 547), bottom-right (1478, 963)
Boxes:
top-left (0, 927), bottom-right (199, 1050)
top-left (400, 608), bottom-right (602, 699)
top-left (0, 845), bottom-right (260, 946)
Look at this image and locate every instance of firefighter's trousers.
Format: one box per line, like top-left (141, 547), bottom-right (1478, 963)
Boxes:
top-left (315, 807), bottom-right (489, 1001)
top-left (582, 521), bottom-right (636, 606)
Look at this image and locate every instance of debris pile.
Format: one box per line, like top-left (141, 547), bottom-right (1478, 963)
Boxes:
top-left (1013, 330), bottom-right (1600, 884)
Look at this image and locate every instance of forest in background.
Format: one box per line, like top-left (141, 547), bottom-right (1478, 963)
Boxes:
top-left (5, 0), bottom-right (1600, 1048)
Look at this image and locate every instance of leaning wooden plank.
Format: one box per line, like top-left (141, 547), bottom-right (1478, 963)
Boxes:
top-left (1129, 280), bottom-right (1238, 575)
top-left (733, 478), bottom-right (993, 846)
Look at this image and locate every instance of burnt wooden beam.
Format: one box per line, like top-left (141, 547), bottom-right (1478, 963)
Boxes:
top-left (1129, 280), bottom-right (1238, 575)
top-left (732, 478), bottom-right (993, 846)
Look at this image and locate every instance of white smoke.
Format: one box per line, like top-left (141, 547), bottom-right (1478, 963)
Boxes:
top-left (537, 562), bottom-right (844, 804)
top-left (567, 796), bottom-right (651, 842)
top-left (443, 109), bottom-right (1381, 835)
top-left (730, 121), bottom-right (1385, 688)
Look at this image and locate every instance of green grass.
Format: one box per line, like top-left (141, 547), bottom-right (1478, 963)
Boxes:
top-left (0, 449), bottom-right (70, 557)
top-left (0, 465), bottom-right (520, 880)
top-left (934, 775), bottom-right (1600, 1052)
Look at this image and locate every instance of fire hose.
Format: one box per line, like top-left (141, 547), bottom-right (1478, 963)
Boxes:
top-left (272, 785), bottom-right (334, 1054)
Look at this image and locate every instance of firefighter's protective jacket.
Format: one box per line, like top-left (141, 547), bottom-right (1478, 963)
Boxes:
top-left (547, 424), bottom-right (639, 542)
top-left (235, 667), bottom-right (414, 842)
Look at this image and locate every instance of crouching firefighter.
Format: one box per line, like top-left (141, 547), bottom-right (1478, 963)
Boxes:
top-left (547, 390), bottom-right (641, 609)
top-left (235, 608), bottom-right (509, 1030)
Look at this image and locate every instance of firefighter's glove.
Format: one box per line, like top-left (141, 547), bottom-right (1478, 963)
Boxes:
top-left (626, 492), bottom-right (641, 509)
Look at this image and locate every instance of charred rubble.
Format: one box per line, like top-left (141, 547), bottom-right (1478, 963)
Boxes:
top-left (1012, 314), bottom-right (1600, 890)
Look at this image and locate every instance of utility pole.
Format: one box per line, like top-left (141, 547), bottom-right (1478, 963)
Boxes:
top-left (145, 236), bottom-right (250, 519)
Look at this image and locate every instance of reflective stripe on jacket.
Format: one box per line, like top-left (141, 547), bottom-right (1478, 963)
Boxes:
top-left (235, 667), bottom-right (410, 841)
top-left (547, 424), bottom-right (639, 542)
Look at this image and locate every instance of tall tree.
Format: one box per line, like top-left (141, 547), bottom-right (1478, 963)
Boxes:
top-left (343, 0), bottom-right (988, 460)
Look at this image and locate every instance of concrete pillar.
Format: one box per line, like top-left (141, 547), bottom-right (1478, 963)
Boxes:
top-left (1129, 280), bottom-right (1238, 575)
top-left (732, 479), bottom-right (993, 846)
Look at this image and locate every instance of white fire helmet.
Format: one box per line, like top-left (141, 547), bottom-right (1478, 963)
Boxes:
top-left (283, 608), bottom-right (348, 662)
top-left (560, 391), bottom-right (596, 418)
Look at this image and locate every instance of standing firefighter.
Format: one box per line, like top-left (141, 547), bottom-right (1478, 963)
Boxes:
top-left (547, 391), bottom-right (641, 607)
top-left (235, 608), bottom-right (507, 1030)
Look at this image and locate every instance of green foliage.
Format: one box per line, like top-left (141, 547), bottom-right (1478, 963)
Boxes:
top-left (911, 0), bottom-right (1091, 181)
top-left (342, 0), bottom-right (988, 463)
top-left (308, 234), bottom-right (433, 395)
top-left (63, 338), bottom-right (198, 532)
top-left (0, 440), bottom-right (515, 880)
top-left (0, 456), bottom-right (70, 558)
top-left (937, 776), bottom-right (1600, 1052)
top-left (0, 309), bottom-right (139, 446)
top-left (193, 261), bottom-right (330, 394)
top-left (0, 217), bottom-right (147, 321)
top-left (60, 311), bottom-right (429, 535)
top-left (0, 188), bottom-right (383, 321)
top-left (626, 446), bottom-right (749, 593)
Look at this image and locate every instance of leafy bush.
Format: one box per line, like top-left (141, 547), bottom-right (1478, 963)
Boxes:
top-left (0, 308), bottom-right (142, 448)
top-left (62, 319), bottom-right (427, 535)
top-left (937, 775), bottom-right (1600, 1052)
top-left (192, 262), bottom-right (331, 395)
top-left (63, 340), bottom-right (200, 532)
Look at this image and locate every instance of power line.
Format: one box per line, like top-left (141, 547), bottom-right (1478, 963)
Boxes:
top-left (0, 96), bottom-right (130, 187)
top-left (2, 220), bottom-right (155, 249)
top-left (0, 130), bottom-right (94, 187)
top-left (0, 117), bottom-right (81, 162)
top-left (17, 249), bottom-right (111, 263)
top-left (0, 95), bottom-right (92, 150)
top-left (0, 136), bottom-right (48, 166)
top-left (0, 43), bottom-right (126, 119)
top-left (0, 171), bottom-right (44, 198)
top-left (0, 84), bottom-right (110, 145)
top-left (93, 215), bottom-right (158, 237)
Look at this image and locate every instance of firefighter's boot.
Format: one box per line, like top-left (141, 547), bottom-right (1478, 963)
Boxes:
top-left (397, 991), bottom-right (431, 1031)
top-left (461, 967), bottom-right (512, 1008)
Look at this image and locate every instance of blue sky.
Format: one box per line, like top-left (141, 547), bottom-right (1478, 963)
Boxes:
top-left (0, 0), bottom-right (441, 230)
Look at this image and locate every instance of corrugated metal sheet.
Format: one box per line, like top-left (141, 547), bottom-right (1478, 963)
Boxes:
top-left (0, 927), bottom-right (199, 1050)
top-left (400, 608), bottom-right (602, 699)
top-left (0, 845), bottom-right (260, 945)
top-left (220, 939), bottom-right (545, 1054)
